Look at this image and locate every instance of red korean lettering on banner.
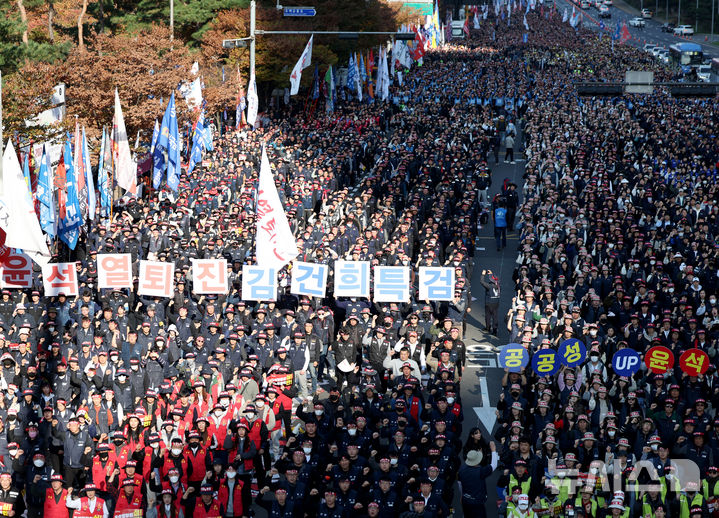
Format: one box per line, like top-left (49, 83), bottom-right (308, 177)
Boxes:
top-left (97, 254), bottom-right (133, 289)
top-left (192, 259), bottom-right (228, 294)
top-left (139, 261), bottom-right (174, 298)
top-left (1, 251), bottom-right (33, 288)
top-left (42, 262), bottom-right (79, 296)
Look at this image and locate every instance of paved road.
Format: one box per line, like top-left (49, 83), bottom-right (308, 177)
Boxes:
top-left (460, 134), bottom-right (528, 517)
top-left (554, 0), bottom-right (718, 59)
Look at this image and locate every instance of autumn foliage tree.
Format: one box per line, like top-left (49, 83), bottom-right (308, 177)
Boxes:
top-left (202, 0), bottom-right (415, 93)
top-left (2, 0), bottom-right (414, 143)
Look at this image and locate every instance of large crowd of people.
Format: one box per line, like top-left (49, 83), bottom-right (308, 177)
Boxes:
top-left (0, 3), bottom-right (717, 518)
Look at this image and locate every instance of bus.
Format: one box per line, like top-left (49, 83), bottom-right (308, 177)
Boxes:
top-left (669, 42), bottom-right (703, 73)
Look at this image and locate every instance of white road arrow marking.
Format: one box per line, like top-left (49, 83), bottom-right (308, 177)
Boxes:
top-left (474, 377), bottom-right (498, 435)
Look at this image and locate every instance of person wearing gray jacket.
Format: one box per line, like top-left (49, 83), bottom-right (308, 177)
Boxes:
top-left (51, 415), bottom-right (93, 489)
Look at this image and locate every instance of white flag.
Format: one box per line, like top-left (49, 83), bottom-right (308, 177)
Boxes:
top-left (523, 13), bottom-right (530, 30)
top-left (246, 70), bottom-right (259, 127)
top-left (379, 48), bottom-right (390, 101)
top-left (562, 8), bottom-right (568, 22)
top-left (290, 35), bottom-right (313, 96)
top-left (255, 146), bottom-right (298, 271)
top-left (112, 89), bottom-right (137, 195)
top-left (0, 141), bottom-right (51, 266)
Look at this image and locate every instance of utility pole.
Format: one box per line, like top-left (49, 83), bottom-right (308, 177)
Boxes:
top-left (170, 0), bottom-right (174, 42)
top-left (696, 0), bottom-right (699, 32)
top-left (250, 0), bottom-right (256, 75)
top-left (678, 0), bottom-right (681, 25)
top-left (712, 0), bottom-right (715, 41)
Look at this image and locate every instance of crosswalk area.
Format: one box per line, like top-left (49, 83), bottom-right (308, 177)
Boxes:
top-left (466, 343), bottom-right (499, 368)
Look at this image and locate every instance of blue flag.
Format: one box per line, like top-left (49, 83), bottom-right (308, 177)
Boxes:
top-left (347, 55), bottom-right (357, 93)
top-left (154, 93), bottom-right (181, 191)
top-left (59, 136), bottom-right (81, 249)
top-left (98, 128), bottom-right (112, 217)
top-left (37, 145), bottom-right (56, 238)
top-left (151, 119), bottom-right (159, 154)
top-left (166, 95), bottom-right (181, 192)
top-left (22, 153), bottom-right (31, 191)
top-left (82, 127), bottom-right (96, 221)
top-left (613, 22), bottom-right (621, 40)
top-left (188, 110), bottom-right (205, 175)
top-left (312, 65), bottom-right (320, 100)
top-left (153, 98), bottom-right (171, 188)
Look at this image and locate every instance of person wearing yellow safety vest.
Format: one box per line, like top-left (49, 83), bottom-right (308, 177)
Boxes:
top-left (545, 463), bottom-right (573, 506)
top-left (509, 494), bottom-right (537, 518)
top-left (533, 486), bottom-right (565, 517)
top-left (636, 485), bottom-right (671, 518)
top-left (660, 464), bottom-right (682, 499)
top-left (679, 482), bottom-right (707, 518)
top-left (500, 459), bottom-right (533, 500)
top-left (573, 485), bottom-right (603, 518)
top-left (703, 465), bottom-right (719, 509)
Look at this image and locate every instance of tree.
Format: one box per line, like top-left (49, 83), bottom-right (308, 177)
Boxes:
top-left (201, 0), bottom-right (414, 91)
top-left (114, 0), bottom-right (249, 44)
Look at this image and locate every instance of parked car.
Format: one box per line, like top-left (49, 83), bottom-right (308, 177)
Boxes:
top-left (603, 0), bottom-right (613, 6)
top-left (673, 25), bottom-right (694, 35)
top-left (641, 8), bottom-right (652, 18)
top-left (661, 22), bottom-right (675, 32)
top-left (643, 43), bottom-right (657, 52)
top-left (598, 6), bottom-right (611, 17)
top-left (629, 17), bottom-right (646, 27)
top-left (697, 64), bottom-right (711, 82)
top-left (656, 49), bottom-right (669, 63)
top-left (650, 46), bottom-right (665, 57)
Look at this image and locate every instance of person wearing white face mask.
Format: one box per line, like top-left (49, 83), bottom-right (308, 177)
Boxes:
top-left (217, 464), bottom-right (245, 518)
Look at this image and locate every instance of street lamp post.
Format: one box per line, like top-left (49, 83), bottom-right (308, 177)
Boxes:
top-left (170, 0), bottom-right (173, 41)
top-left (250, 0), bottom-right (256, 75)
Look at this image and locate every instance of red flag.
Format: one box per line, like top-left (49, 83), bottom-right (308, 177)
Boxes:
top-left (620, 22), bottom-right (631, 43)
top-left (463, 16), bottom-right (470, 36)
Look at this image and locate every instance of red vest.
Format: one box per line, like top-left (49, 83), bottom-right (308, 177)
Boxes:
top-left (209, 413), bottom-right (233, 448)
top-left (110, 444), bottom-right (131, 469)
top-left (44, 488), bottom-right (70, 518)
top-left (270, 400), bottom-right (283, 432)
top-left (193, 498), bottom-right (222, 518)
top-left (406, 396), bottom-right (421, 422)
top-left (75, 497), bottom-right (105, 518)
top-left (248, 420), bottom-right (263, 449)
top-left (113, 491), bottom-right (143, 518)
top-left (161, 452), bottom-right (189, 486)
top-left (184, 446), bottom-right (208, 483)
top-left (217, 478), bottom-right (244, 517)
top-left (91, 457), bottom-right (111, 492)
